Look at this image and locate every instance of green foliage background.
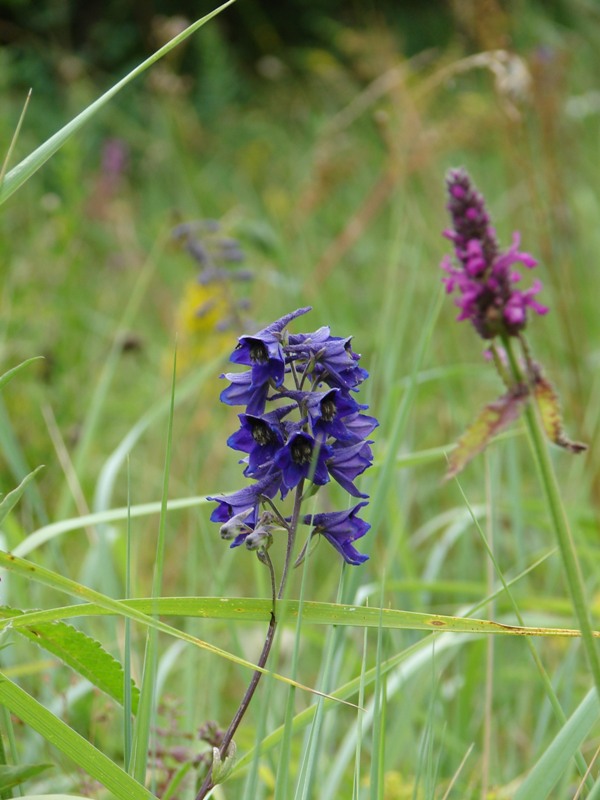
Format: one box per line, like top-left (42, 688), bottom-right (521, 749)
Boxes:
top-left (2, 0), bottom-right (600, 797)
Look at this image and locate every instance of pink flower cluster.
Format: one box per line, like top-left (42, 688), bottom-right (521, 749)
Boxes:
top-left (441, 168), bottom-right (548, 339)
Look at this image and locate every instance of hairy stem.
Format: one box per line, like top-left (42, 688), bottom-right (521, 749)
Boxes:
top-left (195, 480), bottom-right (305, 799)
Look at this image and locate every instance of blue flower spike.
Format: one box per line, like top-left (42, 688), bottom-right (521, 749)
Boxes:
top-left (210, 307), bottom-right (377, 564)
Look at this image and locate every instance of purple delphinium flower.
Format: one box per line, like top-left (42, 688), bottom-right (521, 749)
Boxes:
top-left (441, 168), bottom-right (548, 339)
top-left (230, 307), bottom-right (311, 387)
top-left (273, 431), bottom-right (333, 492)
top-left (211, 307), bottom-right (376, 564)
top-left (302, 503), bottom-right (370, 565)
top-left (280, 388), bottom-right (366, 442)
top-left (220, 370), bottom-right (270, 416)
top-left (326, 439), bottom-right (374, 498)
top-left (208, 472), bottom-right (281, 526)
top-left (287, 329), bottom-right (369, 391)
top-left (227, 406), bottom-right (293, 477)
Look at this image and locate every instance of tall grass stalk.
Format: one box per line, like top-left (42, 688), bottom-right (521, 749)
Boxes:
top-left (132, 351), bottom-right (178, 786)
top-left (453, 474), bottom-right (594, 787)
top-left (504, 336), bottom-right (600, 697)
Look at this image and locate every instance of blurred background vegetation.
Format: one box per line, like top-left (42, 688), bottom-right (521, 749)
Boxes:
top-left (2, 0), bottom-right (600, 795)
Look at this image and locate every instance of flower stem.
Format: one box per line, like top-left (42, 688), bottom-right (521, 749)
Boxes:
top-left (195, 481), bottom-right (305, 800)
top-left (503, 336), bottom-right (600, 696)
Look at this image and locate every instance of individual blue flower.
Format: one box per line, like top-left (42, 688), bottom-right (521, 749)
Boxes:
top-left (287, 329), bottom-right (368, 391)
top-left (341, 411), bottom-right (379, 442)
top-left (302, 502), bottom-right (370, 565)
top-left (230, 307), bottom-right (311, 387)
top-left (273, 431), bottom-right (332, 491)
top-left (220, 370), bottom-right (270, 415)
top-left (279, 388), bottom-right (366, 442)
top-left (208, 472), bottom-right (281, 527)
top-left (227, 406), bottom-right (293, 476)
top-left (326, 439), bottom-right (373, 497)
top-left (304, 389), bottom-right (364, 441)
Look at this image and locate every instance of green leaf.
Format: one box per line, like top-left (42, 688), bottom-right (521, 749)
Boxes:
top-left (0, 357), bottom-right (44, 392)
top-left (0, 763), bottom-right (52, 792)
top-left (0, 673), bottom-right (157, 800)
top-left (514, 688), bottom-right (600, 799)
top-left (0, 0), bottom-right (236, 206)
top-left (2, 597), bottom-right (595, 641)
top-left (533, 373), bottom-right (587, 453)
top-left (0, 466), bottom-right (45, 526)
top-left (445, 384), bottom-right (529, 479)
top-left (0, 607), bottom-right (138, 712)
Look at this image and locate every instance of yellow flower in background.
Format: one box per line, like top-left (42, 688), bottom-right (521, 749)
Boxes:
top-left (168, 219), bottom-right (254, 375)
top-left (174, 279), bottom-right (233, 372)
top-left (383, 771), bottom-right (423, 799)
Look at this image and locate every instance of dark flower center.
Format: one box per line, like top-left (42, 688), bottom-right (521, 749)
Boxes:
top-left (321, 398), bottom-right (336, 422)
top-left (251, 422), bottom-right (276, 446)
top-left (291, 438), bottom-right (313, 464)
top-left (249, 341), bottom-right (268, 363)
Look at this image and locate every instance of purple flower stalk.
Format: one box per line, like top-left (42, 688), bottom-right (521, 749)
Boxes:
top-left (199, 308), bottom-right (377, 800)
top-left (441, 168), bottom-right (548, 339)
top-left (209, 307), bottom-right (377, 564)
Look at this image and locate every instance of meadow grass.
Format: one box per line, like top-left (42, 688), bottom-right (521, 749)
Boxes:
top-left (1, 3), bottom-right (600, 798)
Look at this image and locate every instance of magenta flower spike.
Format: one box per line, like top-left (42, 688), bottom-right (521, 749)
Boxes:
top-left (441, 168), bottom-right (548, 340)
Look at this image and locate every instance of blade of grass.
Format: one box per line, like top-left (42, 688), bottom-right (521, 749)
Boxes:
top-left (505, 337), bottom-right (600, 696)
top-left (514, 688), bottom-right (600, 800)
top-left (0, 672), bottom-right (158, 800)
top-left (0, 1), bottom-right (237, 206)
top-left (352, 623), bottom-right (369, 800)
top-left (123, 457), bottom-right (133, 772)
top-left (131, 349), bottom-right (177, 785)
top-left (0, 89), bottom-right (31, 186)
top-left (368, 598), bottom-right (385, 800)
top-left (0, 400), bottom-right (47, 524)
top-left (0, 358), bottom-right (43, 393)
top-left (0, 551), bottom-right (332, 695)
top-left (14, 495), bottom-right (210, 558)
top-left (0, 467), bottom-right (44, 526)
top-left (453, 472), bottom-right (593, 787)
top-left (3, 595), bottom-right (596, 639)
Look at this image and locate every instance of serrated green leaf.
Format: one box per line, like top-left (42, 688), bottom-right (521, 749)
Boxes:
top-left (533, 373), bottom-right (587, 453)
top-left (0, 466), bottom-right (45, 526)
top-left (0, 357), bottom-right (44, 391)
top-left (0, 607), bottom-right (138, 712)
top-left (0, 763), bottom-right (52, 792)
top-left (445, 384), bottom-right (529, 479)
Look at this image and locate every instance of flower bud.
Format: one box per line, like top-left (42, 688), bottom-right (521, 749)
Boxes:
top-left (219, 508), bottom-right (253, 541)
top-left (245, 525), bottom-right (274, 551)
